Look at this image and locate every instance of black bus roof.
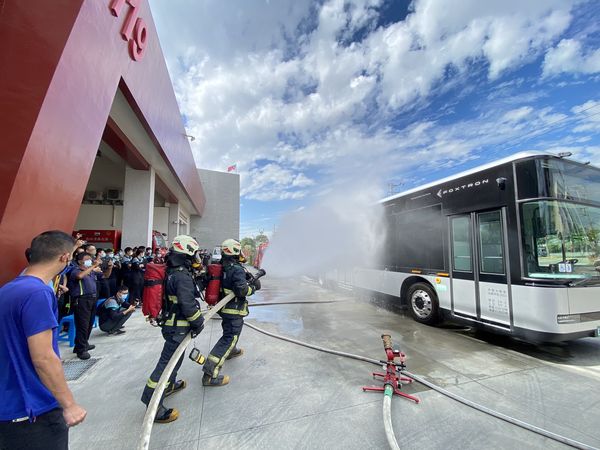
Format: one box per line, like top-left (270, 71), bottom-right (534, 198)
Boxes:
top-left (379, 151), bottom-right (555, 204)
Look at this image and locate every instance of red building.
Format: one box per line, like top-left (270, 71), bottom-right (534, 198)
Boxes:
top-left (0, 0), bottom-right (207, 285)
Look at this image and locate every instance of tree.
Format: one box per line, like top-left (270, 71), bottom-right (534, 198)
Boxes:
top-left (240, 237), bottom-right (256, 263)
top-left (255, 233), bottom-right (269, 245)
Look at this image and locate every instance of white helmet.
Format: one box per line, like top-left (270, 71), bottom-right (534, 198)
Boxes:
top-left (171, 235), bottom-right (200, 256)
top-left (221, 238), bottom-right (242, 256)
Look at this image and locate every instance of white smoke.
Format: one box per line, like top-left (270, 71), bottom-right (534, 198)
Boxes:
top-left (262, 182), bottom-right (386, 278)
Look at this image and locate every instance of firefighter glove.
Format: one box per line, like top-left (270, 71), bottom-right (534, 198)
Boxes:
top-left (251, 278), bottom-right (261, 291)
top-left (190, 316), bottom-right (205, 338)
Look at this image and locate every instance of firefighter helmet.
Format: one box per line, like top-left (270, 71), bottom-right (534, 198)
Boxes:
top-left (171, 235), bottom-right (200, 257)
top-left (221, 238), bottom-right (242, 256)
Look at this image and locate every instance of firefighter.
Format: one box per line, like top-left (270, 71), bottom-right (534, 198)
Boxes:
top-left (202, 238), bottom-right (261, 386)
top-left (140, 235), bottom-right (204, 423)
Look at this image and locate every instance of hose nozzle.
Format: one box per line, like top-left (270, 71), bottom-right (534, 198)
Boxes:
top-left (381, 334), bottom-right (392, 350)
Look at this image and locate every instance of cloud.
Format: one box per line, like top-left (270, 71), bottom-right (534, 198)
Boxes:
top-left (543, 39), bottom-right (600, 77)
top-left (150, 0), bottom-right (593, 203)
top-left (571, 100), bottom-right (600, 132)
top-left (502, 106), bottom-right (534, 123)
top-left (241, 163), bottom-right (313, 200)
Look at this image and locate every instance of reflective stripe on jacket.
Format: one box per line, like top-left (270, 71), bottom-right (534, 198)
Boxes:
top-left (220, 260), bottom-right (253, 317)
top-left (163, 265), bottom-right (203, 332)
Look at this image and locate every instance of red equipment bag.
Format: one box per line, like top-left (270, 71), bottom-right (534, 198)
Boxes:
top-left (142, 263), bottom-right (166, 318)
top-left (205, 264), bottom-right (222, 306)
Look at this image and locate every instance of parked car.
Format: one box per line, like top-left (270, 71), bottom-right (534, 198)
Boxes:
top-left (211, 246), bottom-right (222, 263)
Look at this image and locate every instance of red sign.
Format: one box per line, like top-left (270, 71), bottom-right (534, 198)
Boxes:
top-left (109, 0), bottom-right (147, 61)
top-left (74, 230), bottom-right (122, 249)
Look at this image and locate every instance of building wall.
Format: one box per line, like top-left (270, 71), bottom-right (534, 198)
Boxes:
top-left (74, 205), bottom-right (169, 238)
top-left (0, 0), bottom-right (206, 284)
top-left (190, 170), bottom-right (240, 249)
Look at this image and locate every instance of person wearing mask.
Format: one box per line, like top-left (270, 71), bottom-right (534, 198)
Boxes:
top-left (122, 247), bottom-right (133, 264)
top-left (202, 239), bottom-right (260, 387)
top-left (98, 287), bottom-right (135, 335)
top-left (145, 247), bottom-right (153, 263)
top-left (153, 248), bottom-right (165, 264)
top-left (0, 231), bottom-right (86, 449)
top-left (104, 249), bottom-right (120, 296)
top-left (120, 247), bottom-right (133, 288)
top-left (140, 235), bottom-right (204, 424)
top-left (127, 250), bottom-right (145, 307)
top-left (96, 249), bottom-right (112, 299)
top-left (67, 253), bottom-right (102, 360)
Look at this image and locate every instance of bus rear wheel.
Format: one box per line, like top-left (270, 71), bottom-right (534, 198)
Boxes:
top-left (407, 283), bottom-right (440, 325)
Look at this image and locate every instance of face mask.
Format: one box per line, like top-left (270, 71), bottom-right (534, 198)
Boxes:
top-left (98, 253), bottom-right (106, 258)
top-left (119, 293), bottom-right (129, 301)
top-left (83, 260), bottom-right (93, 268)
top-left (107, 253), bottom-right (114, 258)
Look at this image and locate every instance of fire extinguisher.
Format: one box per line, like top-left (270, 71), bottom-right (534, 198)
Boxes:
top-left (204, 264), bottom-right (222, 306)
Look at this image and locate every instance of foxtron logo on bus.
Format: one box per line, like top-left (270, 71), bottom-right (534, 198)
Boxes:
top-left (436, 179), bottom-right (489, 198)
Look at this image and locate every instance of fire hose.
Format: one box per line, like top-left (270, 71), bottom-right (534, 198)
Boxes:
top-left (137, 292), bottom-right (235, 450)
top-left (243, 320), bottom-right (599, 450)
top-left (138, 269), bottom-right (267, 450)
top-left (137, 292), bottom-right (598, 450)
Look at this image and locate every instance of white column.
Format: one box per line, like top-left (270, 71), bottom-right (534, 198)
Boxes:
top-left (122, 167), bottom-right (155, 248)
top-left (168, 202), bottom-right (181, 242)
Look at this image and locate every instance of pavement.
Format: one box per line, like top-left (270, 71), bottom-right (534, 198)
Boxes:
top-left (61, 276), bottom-right (600, 450)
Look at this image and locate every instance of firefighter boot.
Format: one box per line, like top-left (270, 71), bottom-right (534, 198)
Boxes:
top-left (164, 380), bottom-right (187, 398)
top-left (154, 406), bottom-right (179, 424)
top-left (202, 373), bottom-right (230, 387)
top-left (226, 347), bottom-right (244, 360)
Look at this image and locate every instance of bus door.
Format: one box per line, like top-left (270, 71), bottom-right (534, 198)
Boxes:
top-left (475, 209), bottom-right (511, 327)
top-left (450, 215), bottom-right (477, 318)
top-left (450, 209), bottom-right (511, 327)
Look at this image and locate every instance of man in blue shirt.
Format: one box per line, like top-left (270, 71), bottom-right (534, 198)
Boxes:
top-left (0, 230), bottom-right (86, 450)
top-left (67, 252), bottom-right (102, 360)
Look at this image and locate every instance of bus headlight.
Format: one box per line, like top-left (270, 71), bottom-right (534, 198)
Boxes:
top-left (557, 314), bottom-right (581, 324)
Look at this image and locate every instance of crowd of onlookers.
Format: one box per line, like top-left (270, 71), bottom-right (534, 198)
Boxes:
top-left (0, 230), bottom-right (250, 448)
top-left (53, 242), bottom-right (214, 361)
top-left (53, 243), bottom-right (167, 360)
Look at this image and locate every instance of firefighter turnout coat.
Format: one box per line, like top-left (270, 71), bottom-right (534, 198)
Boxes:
top-left (163, 255), bottom-right (204, 334)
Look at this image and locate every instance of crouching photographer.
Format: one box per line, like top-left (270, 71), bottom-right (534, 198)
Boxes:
top-left (98, 286), bottom-right (135, 335)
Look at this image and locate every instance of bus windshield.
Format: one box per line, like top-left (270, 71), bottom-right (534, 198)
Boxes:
top-left (521, 200), bottom-right (600, 281)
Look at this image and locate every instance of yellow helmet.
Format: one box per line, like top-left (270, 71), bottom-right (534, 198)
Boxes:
top-left (171, 235), bottom-right (200, 256)
top-left (221, 238), bottom-right (242, 256)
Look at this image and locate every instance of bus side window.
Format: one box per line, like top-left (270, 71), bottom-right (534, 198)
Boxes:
top-left (478, 211), bottom-right (505, 274)
top-left (452, 216), bottom-right (472, 272)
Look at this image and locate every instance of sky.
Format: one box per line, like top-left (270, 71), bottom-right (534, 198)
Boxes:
top-left (148, 0), bottom-right (600, 239)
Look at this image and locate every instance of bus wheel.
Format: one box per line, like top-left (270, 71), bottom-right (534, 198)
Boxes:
top-left (407, 283), bottom-right (440, 325)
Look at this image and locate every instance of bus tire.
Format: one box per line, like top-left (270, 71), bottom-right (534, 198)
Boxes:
top-left (406, 282), bottom-right (440, 325)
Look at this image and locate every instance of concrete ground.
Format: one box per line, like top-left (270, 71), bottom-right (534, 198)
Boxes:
top-left (62, 276), bottom-right (600, 450)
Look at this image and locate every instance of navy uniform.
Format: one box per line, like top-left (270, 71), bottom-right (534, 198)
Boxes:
top-left (202, 239), bottom-right (259, 386)
top-left (140, 236), bottom-right (204, 424)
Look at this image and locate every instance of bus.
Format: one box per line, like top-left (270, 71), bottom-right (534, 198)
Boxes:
top-left (329, 151), bottom-right (600, 342)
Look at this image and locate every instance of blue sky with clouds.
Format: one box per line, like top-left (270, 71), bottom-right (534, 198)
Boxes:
top-left (149, 0), bottom-right (600, 239)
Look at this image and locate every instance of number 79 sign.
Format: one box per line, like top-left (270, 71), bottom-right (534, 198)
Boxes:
top-left (109, 0), bottom-right (148, 61)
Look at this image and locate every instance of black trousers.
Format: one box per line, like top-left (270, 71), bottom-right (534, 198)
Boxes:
top-left (98, 279), bottom-right (110, 299)
top-left (141, 332), bottom-right (186, 409)
top-left (73, 294), bottom-right (97, 354)
top-left (0, 408), bottom-right (68, 450)
top-left (203, 315), bottom-right (244, 378)
top-left (99, 311), bottom-right (132, 333)
top-left (108, 277), bottom-right (118, 297)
